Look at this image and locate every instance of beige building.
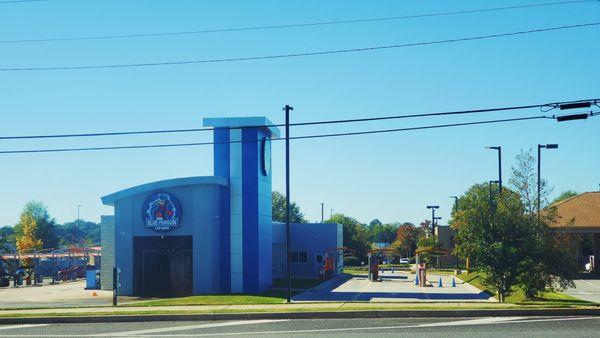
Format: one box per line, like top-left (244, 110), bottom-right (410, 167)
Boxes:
top-left (548, 192), bottom-right (600, 271)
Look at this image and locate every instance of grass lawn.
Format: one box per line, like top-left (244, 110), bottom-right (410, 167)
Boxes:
top-left (129, 290), bottom-right (294, 307)
top-left (458, 271), bottom-right (596, 307)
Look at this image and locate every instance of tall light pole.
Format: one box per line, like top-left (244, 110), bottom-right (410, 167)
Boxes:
top-left (485, 146), bottom-right (502, 193)
top-left (450, 196), bottom-right (458, 214)
top-left (321, 203), bottom-right (324, 223)
top-left (537, 144), bottom-right (558, 217)
top-left (488, 180), bottom-right (499, 210)
top-left (284, 104), bottom-right (293, 303)
top-left (77, 204), bottom-right (82, 227)
top-left (427, 205), bottom-right (439, 235)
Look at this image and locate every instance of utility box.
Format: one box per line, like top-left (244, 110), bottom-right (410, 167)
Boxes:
top-left (85, 269), bottom-right (100, 290)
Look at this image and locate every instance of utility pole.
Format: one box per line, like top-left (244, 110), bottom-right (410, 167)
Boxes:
top-left (284, 104), bottom-right (293, 303)
top-left (330, 209), bottom-right (333, 220)
top-left (537, 144), bottom-right (558, 219)
top-left (427, 205), bottom-right (439, 236)
top-left (321, 203), bottom-right (324, 222)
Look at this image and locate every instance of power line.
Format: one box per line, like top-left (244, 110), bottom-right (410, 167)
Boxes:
top-left (2, 22), bottom-right (598, 72)
top-left (0, 0), bottom-right (48, 4)
top-left (0, 115), bottom-right (561, 154)
top-left (1, 0), bottom-right (594, 44)
top-left (1, 99), bottom-right (597, 140)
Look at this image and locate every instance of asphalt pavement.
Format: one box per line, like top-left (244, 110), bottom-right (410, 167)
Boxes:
top-left (0, 316), bottom-right (598, 337)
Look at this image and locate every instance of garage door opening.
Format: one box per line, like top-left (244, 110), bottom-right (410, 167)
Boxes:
top-left (133, 236), bottom-right (192, 297)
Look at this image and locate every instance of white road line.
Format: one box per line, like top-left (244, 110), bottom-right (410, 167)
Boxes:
top-left (89, 319), bottom-right (289, 336)
top-left (118, 316), bottom-right (598, 337)
top-left (0, 316), bottom-right (597, 337)
top-left (0, 325), bottom-right (49, 331)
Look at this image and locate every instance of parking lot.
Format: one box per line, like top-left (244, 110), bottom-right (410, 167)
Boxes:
top-left (293, 271), bottom-right (494, 302)
top-left (0, 280), bottom-right (113, 309)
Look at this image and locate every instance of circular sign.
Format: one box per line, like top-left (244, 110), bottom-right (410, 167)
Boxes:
top-left (261, 137), bottom-right (271, 176)
top-left (142, 192), bottom-right (182, 232)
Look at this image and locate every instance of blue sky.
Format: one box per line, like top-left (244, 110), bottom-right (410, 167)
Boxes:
top-left (1, 0), bottom-right (599, 227)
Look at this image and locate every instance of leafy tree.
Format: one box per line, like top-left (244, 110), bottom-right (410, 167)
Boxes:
top-left (13, 201), bottom-right (59, 249)
top-left (327, 213), bottom-right (371, 261)
top-left (551, 190), bottom-right (578, 205)
top-left (272, 191), bottom-right (307, 223)
top-left (0, 226), bottom-right (16, 252)
top-left (368, 222), bottom-right (398, 244)
top-left (509, 149), bottom-right (552, 213)
top-left (391, 223), bottom-right (418, 257)
top-left (454, 180), bottom-right (577, 301)
top-left (453, 186), bottom-right (527, 302)
top-left (368, 219), bottom-right (382, 227)
top-left (56, 221), bottom-right (100, 247)
top-left (15, 213), bottom-right (43, 254)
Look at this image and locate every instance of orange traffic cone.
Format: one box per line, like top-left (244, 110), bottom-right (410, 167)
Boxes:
top-left (92, 292), bottom-right (98, 297)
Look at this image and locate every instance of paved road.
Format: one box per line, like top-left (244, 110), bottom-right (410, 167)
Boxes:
top-left (294, 272), bottom-right (492, 302)
top-left (0, 316), bottom-right (599, 337)
top-left (565, 279), bottom-right (600, 303)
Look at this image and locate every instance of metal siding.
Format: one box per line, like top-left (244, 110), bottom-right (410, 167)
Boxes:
top-left (242, 128), bottom-right (259, 292)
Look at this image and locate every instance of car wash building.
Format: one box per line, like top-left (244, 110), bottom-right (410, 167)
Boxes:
top-left (100, 117), bottom-right (342, 297)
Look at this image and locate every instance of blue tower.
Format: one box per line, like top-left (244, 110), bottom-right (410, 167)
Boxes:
top-left (204, 117), bottom-right (280, 293)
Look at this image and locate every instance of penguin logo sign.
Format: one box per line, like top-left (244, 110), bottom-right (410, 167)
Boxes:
top-left (143, 192), bottom-right (182, 231)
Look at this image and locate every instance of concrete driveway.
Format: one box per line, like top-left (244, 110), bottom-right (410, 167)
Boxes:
top-left (0, 280), bottom-right (114, 309)
top-left (565, 279), bottom-right (600, 303)
top-left (293, 271), bottom-right (494, 302)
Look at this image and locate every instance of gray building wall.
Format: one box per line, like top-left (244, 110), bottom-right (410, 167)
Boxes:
top-left (272, 222), bottom-right (343, 279)
top-left (100, 215), bottom-right (115, 291)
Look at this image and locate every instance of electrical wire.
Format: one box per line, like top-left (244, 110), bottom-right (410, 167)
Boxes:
top-left (2, 22), bottom-right (598, 72)
top-left (0, 99), bottom-right (597, 140)
top-left (0, 0), bottom-right (47, 4)
top-left (1, 0), bottom-right (595, 44)
top-left (0, 115), bottom-right (558, 154)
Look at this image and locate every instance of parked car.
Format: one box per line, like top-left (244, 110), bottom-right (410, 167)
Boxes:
top-left (399, 258), bottom-right (410, 264)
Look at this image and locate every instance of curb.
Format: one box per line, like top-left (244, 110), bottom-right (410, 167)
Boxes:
top-left (1, 308), bottom-right (600, 324)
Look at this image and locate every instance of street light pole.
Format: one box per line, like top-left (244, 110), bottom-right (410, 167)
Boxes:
top-left (427, 205), bottom-right (440, 236)
top-left (77, 205), bottom-right (82, 228)
top-left (537, 144), bottom-right (558, 218)
top-left (450, 196), bottom-right (458, 214)
top-left (486, 146), bottom-right (502, 193)
top-left (284, 104), bottom-right (293, 303)
top-left (321, 203), bottom-right (324, 223)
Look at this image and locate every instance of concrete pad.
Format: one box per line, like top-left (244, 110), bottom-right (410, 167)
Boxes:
top-left (0, 280), bottom-right (114, 309)
top-left (565, 279), bottom-right (600, 303)
top-left (293, 272), bottom-right (493, 303)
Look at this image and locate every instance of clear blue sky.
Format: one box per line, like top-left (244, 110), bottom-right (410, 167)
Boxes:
top-left (1, 0), bottom-right (599, 227)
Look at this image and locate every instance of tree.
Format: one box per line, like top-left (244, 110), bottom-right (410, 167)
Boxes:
top-left (0, 226), bottom-right (16, 252)
top-left (271, 191), bottom-right (307, 223)
top-left (13, 201), bottom-right (59, 250)
top-left (15, 213), bottom-right (43, 254)
top-left (454, 180), bottom-right (577, 301)
top-left (509, 149), bottom-right (552, 213)
top-left (454, 186), bottom-right (528, 302)
top-left (327, 213), bottom-right (371, 261)
top-left (368, 222), bottom-right (398, 244)
top-left (391, 223), bottom-right (418, 257)
top-left (56, 221), bottom-right (101, 247)
top-left (551, 190), bottom-right (578, 205)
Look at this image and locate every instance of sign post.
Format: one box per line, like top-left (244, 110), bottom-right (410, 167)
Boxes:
top-left (112, 266), bottom-right (121, 306)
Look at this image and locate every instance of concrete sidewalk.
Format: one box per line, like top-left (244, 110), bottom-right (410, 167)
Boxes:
top-left (293, 272), bottom-right (494, 302)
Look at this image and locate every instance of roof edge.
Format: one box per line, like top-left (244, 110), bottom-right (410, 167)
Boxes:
top-left (101, 176), bottom-right (228, 206)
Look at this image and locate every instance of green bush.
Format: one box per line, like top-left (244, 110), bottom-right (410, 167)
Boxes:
top-left (343, 256), bottom-right (361, 266)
